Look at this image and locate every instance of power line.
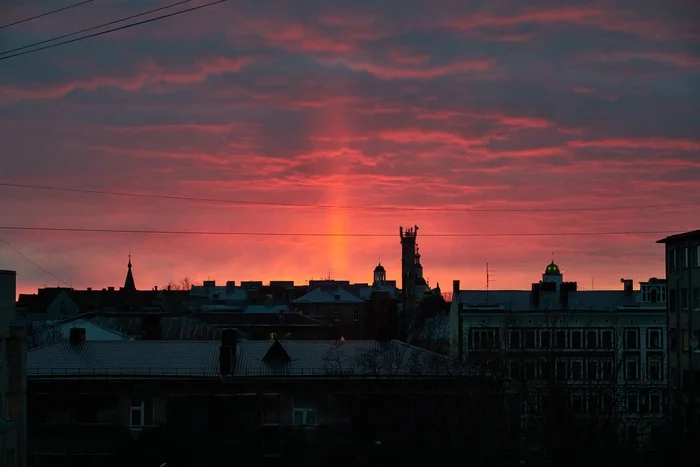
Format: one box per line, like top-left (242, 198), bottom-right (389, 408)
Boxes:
top-left (0, 0), bottom-right (194, 56)
top-left (2, 182), bottom-right (699, 213)
top-left (0, 226), bottom-right (684, 238)
top-left (0, 239), bottom-right (70, 286)
top-left (0, 0), bottom-right (95, 30)
top-left (0, 0), bottom-right (229, 62)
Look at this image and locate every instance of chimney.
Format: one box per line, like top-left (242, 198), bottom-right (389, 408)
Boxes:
top-left (219, 328), bottom-right (238, 375)
top-left (87, 287), bottom-right (92, 291)
top-left (0, 269), bottom-right (17, 329)
top-left (621, 278), bottom-right (634, 296)
top-left (154, 285), bottom-right (158, 291)
top-left (141, 314), bottom-right (162, 340)
top-left (69, 327), bottom-right (86, 345)
top-left (530, 283), bottom-right (540, 308)
top-left (107, 286), bottom-right (115, 292)
top-left (452, 280), bottom-right (460, 296)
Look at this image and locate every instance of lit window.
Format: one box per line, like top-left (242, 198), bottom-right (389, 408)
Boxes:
top-left (130, 398), bottom-right (155, 427)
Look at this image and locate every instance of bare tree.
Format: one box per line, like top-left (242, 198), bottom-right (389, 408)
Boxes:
top-left (25, 321), bottom-right (63, 349)
top-left (163, 277), bottom-right (195, 291)
top-left (484, 310), bottom-right (668, 467)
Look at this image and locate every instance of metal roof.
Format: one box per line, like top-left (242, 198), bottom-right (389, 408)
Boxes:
top-left (27, 339), bottom-right (458, 379)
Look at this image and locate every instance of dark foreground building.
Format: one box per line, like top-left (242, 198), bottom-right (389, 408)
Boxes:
top-left (27, 329), bottom-right (515, 467)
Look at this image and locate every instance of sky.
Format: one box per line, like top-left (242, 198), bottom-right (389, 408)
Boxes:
top-left (0, 0), bottom-right (699, 298)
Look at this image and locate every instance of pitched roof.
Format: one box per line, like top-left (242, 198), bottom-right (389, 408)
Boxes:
top-left (27, 339), bottom-right (457, 378)
top-left (291, 286), bottom-right (365, 305)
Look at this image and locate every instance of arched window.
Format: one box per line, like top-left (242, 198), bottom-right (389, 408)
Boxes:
top-left (650, 288), bottom-right (658, 303)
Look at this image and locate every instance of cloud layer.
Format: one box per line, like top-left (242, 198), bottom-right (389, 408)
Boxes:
top-left (1, 0), bottom-right (698, 295)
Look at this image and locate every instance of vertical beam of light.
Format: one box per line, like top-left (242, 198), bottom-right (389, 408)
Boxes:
top-left (313, 100), bottom-right (351, 278)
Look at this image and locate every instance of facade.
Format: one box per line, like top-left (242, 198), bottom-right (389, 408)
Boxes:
top-left (656, 229), bottom-right (700, 433)
top-left (1, 270), bottom-right (27, 467)
top-left (26, 330), bottom-right (508, 467)
top-left (450, 262), bottom-right (668, 448)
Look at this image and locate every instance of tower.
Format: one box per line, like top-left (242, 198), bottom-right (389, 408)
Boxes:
top-left (373, 262), bottom-right (386, 286)
top-left (542, 260), bottom-right (563, 289)
top-left (399, 225), bottom-right (419, 337)
top-left (124, 255), bottom-right (136, 291)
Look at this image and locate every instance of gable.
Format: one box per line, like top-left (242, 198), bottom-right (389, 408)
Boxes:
top-left (262, 340), bottom-right (291, 363)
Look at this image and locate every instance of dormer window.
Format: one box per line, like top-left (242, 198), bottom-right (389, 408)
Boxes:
top-left (334, 294), bottom-right (340, 301)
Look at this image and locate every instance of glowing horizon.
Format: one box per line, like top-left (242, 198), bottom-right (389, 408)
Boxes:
top-left (1, 0), bottom-right (697, 298)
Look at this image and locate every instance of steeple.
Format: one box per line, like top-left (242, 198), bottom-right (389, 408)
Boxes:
top-left (124, 255), bottom-right (136, 291)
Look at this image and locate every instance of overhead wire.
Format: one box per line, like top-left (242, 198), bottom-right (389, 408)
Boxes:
top-left (0, 0), bottom-right (95, 30)
top-left (1, 182), bottom-right (698, 213)
top-left (0, 0), bottom-right (229, 62)
top-left (0, 0), bottom-right (194, 56)
top-left (0, 226), bottom-right (684, 238)
top-left (0, 239), bottom-right (70, 286)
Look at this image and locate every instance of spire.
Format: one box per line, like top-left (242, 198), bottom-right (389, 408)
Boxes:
top-left (124, 254), bottom-right (136, 290)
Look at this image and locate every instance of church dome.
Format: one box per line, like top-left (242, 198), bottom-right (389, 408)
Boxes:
top-left (374, 263), bottom-right (385, 273)
top-left (544, 261), bottom-right (561, 276)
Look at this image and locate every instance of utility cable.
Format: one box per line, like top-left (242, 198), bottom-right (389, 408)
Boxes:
top-left (0, 0), bottom-right (229, 62)
top-left (0, 0), bottom-right (193, 56)
top-left (0, 239), bottom-right (70, 286)
top-left (0, 0), bottom-right (95, 30)
top-left (1, 182), bottom-right (698, 213)
top-left (0, 226), bottom-right (684, 238)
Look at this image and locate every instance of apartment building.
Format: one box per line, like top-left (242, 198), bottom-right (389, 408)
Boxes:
top-left (657, 229), bottom-right (700, 432)
top-left (450, 262), bottom-right (668, 449)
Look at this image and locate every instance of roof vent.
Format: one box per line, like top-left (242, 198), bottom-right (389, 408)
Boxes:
top-left (334, 294), bottom-right (341, 300)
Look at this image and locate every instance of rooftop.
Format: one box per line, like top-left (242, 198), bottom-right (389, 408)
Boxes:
top-left (27, 339), bottom-right (458, 379)
top-left (656, 229), bottom-right (700, 244)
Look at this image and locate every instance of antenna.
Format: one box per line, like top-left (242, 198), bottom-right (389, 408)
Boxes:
top-left (486, 262), bottom-right (496, 303)
top-left (591, 277), bottom-right (595, 291)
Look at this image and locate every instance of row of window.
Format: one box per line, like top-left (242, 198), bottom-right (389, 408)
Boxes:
top-left (668, 245), bottom-right (700, 270)
top-left (472, 328), bottom-right (663, 350)
top-left (525, 391), bottom-right (665, 415)
top-left (668, 328), bottom-right (700, 352)
top-left (668, 287), bottom-right (700, 311)
top-left (332, 310), bottom-right (360, 321)
top-left (508, 357), bottom-right (664, 381)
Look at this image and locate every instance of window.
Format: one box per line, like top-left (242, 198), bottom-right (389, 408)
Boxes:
top-left (556, 361), bottom-right (567, 381)
top-left (586, 330), bottom-right (597, 349)
top-left (693, 288), bottom-right (700, 310)
top-left (647, 328), bottom-right (662, 349)
top-left (601, 360), bottom-right (613, 380)
top-left (626, 359), bottom-right (639, 380)
top-left (333, 309), bottom-right (341, 321)
top-left (624, 328), bottom-right (639, 349)
top-left (541, 361), bottom-right (552, 380)
top-left (524, 330), bottom-right (536, 348)
top-left (682, 329), bottom-right (689, 351)
top-left (571, 360), bottom-right (583, 380)
top-left (669, 328), bottom-right (677, 349)
top-left (587, 361), bottom-right (598, 380)
top-left (648, 359), bottom-right (662, 380)
top-left (681, 288), bottom-right (689, 310)
top-left (471, 329), bottom-right (497, 349)
top-left (508, 330), bottom-right (521, 349)
top-left (627, 393), bottom-right (638, 413)
top-left (509, 361), bottom-right (521, 379)
top-left (540, 330), bottom-right (551, 348)
top-left (649, 392), bottom-right (661, 413)
top-left (682, 247), bottom-right (690, 269)
top-left (352, 310), bottom-right (359, 321)
top-left (555, 330), bottom-right (566, 349)
top-left (571, 394), bottom-right (583, 414)
top-left (602, 394), bottom-right (614, 414)
top-left (669, 289), bottom-right (677, 311)
top-left (525, 361), bottom-right (537, 380)
top-left (694, 245), bottom-right (700, 268)
top-left (669, 249), bottom-right (678, 269)
top-left (129, 398), bottom-right (155, 427)
top-left (262, 394), bottom-right (280, 424)
top-left (601, 330), bottom-right (613, 349)
top-left (293, 408), bottom-right (318, 426)
top-left (570, 330), bottom-right (582, 349)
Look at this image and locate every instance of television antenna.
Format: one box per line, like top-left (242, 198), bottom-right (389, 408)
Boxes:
top-left (486, 262), bottom-right (496, 303)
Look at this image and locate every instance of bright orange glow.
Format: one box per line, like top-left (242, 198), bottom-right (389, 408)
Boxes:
top-left (0, 1), bottom-right (697, 298)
